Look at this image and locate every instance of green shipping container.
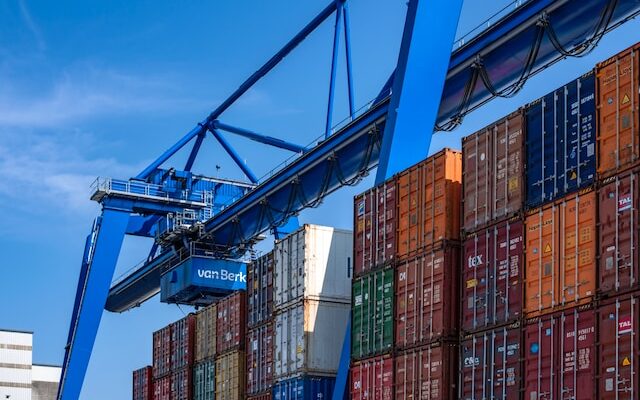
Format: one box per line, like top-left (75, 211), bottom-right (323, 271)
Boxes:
top-left (351, 268), bottom-right (394, 359)
top-left (194, 359), bottom-right (216, 400)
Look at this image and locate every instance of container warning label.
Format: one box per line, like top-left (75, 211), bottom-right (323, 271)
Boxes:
top-left (622, 94), bottom-right (630, 104)
top-left (618, 315), bottom-right (632, 334)
top-left (544, 243), bottom-right (552, 253)
top-left (623, 357), bottom-right (631, 366)
top-left (466, 278), bottom-right (478, 288)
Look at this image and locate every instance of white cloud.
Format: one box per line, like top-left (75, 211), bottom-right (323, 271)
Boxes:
top-left (0, 64), bottom-right (204, 128)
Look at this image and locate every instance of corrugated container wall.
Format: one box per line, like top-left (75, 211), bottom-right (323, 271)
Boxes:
top-left (526, 72), bottom-right (596, 208)
top-left (397, 148), bottom-right (462, 259)
top-left (351, 268), bottom-right (394, 359)
top-left (524, 190), bottom-right (596, 316)
top-left (171, 314), bottom-right (195, 371)
top-left (153, 375), bottom-right (170, 400)
top-left (524, 306), bottom-right (596, 400)
top-left (132, 366), bottom-right (152, 400)
top-left (598, 169), bottom-right (640, 296)
top-left (354, 178), bottom-right (397, 277)
top-left (248, 252), bottom-right (274, 328)
top-left (597, 293), bottom-right (640, 399)
top-left (246, 322), bottom-right (273, 396)
top-left (247, 392), bottom-right (271, 400)
top-left (462, 219), bottom-right (523, 332)
top-left (216, 291), bottom-right (247, 354)
top-left (153, 325), bottom-right (172, 378)
top-left (350, 355), bottom-right (394, 400)
top-left (215, 350), bottom-right (245, 400)
top-left (274, 299), bottom-right (350, 379)
top-left (462, 111), bottom-right (524, 233)
top-left (193, 359), bottom-right (216, 400)
top-left (274, 224), bottom-right (352, 307)
top-left (196, 303), bottom-right (217, 362)
top-left (272, 376), bottom-right (335, 400)
top-left (459, 324), bottom-right (521, 400)
top-left (395, 342), bottom-right (458, 400)
top-left (395, 243), bottom-right (460, 349)
top-left (597, 43), bottom-right (640, 178)
top-left (170, 367), bottom-right (192, 400)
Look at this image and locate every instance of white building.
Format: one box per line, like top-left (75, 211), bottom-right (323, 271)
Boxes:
top-left (0, 330), bottom-right (60, 400)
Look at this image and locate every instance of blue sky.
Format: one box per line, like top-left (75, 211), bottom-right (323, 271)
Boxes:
top-left (0, 1), bottom-right (639, 399)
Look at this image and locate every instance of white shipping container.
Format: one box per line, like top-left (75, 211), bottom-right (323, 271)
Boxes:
top-left (274, 299), bottom-right (350, 380)
top-left (274, 224), bottom-right (352, 308)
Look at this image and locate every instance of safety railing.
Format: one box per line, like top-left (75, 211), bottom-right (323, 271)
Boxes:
top-left (90, 177), bottom-right (213, 204)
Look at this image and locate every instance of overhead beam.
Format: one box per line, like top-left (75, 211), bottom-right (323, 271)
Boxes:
top-left (213, 121), bottom-right (307, 153)
top-left (209, 128), bottom-right (259, 184)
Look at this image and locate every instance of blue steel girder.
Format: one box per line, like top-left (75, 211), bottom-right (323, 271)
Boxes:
top-left (209, 128), bottom-right (259, 184)
top-left (212, 121), bottom-right (308, 153)
top-left (58, 208), bottom-right (129, 400)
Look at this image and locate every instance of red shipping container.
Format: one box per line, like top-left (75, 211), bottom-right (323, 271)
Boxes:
top-left (217, 291), bottom-right (247, 353)
top-left (598, 169), bottom-right (640, 296)
top-left (133, 366), bottom-right (152, 400)
top-left (395, 341), bottom-right (458, 400)
top-left (524, 306), bottom-right (596, 400)
top-left (248, 252), bottom-right (274, 328)
top-left (350, 355), bottom-right (394, 400)
top-left (153, 376), bottom-right (170, 400)
top-left (462, 111), bottom-right (525, 233)
top-left (170, 367), bottom-right (192, 400)
top-left (598, 293), bottom-right (640, 399)
top-left (395, 243), bottom-right (459, 349)
top-left (171, 314), bottom-right (195, 371)
top-left (153, 325), bottom-right (172, 378)
top-left (248, 392), bottom-right (271, 400)
top-left (246, 322), bottom-right (274, 395)
top-left (462, 219), bottom-right (523, 332)
top-left (459, 324), bottom-right (521, 400)
top-left (354, 178), bottom-right (397, 276)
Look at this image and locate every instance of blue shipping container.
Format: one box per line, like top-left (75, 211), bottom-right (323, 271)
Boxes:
top-left (273, 376), bottom-right (335, 400)
top-left (525, 71), bottom-right (596, 208)
top-left (160, 256), bottom-right (247, 305)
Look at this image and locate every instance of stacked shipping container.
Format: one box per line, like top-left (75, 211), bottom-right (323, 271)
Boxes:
top-left (216, 291), bottom-right (247, 400)
top-left (351, 148), bottom-right (462, 400)
top-left (193, 303), bottom-right (216, 400)
top-left (133, 366), bottom-right (153, 400)
top-left (273, 224), bottom-right (352, 398)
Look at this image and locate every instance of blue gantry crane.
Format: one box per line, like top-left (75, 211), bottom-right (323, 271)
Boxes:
top-left (58, 0), bottom-right (640, 399)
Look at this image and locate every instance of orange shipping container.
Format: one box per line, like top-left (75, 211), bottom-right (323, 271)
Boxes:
top-left (397, 148), bottom-right (462, 260)
top-left (597, 42), bottom-right (640, 178)
top-left (524, 189), bottom-right (596, 317)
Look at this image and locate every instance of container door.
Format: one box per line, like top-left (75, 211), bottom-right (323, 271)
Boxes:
top-left (598, 171), bottom-right (639, 294)
top-left (462, 127), bottom-right (491, 231)
top-left (524, 318), bottom-right (555, 400)
top-left (598, 295), bottom-right (640, 399)
top-left (525, 208), bottom-right (557, 316)
top-left (462, 229), bottom-right (490, 331)
top-left (495, 113), bottom-right (524, 222)
top-left (558, 309), bottom-right (596, 400)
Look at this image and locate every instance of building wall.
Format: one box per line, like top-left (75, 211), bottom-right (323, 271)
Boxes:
top-left (32, 365), bottom-right (61, 400)
top-left (0, 330), bottom-right (33, 400)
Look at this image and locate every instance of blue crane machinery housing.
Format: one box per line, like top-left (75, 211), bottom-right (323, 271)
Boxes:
top-left (57, 0), bottom-right (640, 399)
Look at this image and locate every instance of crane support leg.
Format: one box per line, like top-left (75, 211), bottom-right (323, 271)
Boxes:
top-left (333, 1), bottom-right (462, 399)
top-left (375, 0), bottom-right (463, 184)
top-left (58, 208), bottom-right (129, 400)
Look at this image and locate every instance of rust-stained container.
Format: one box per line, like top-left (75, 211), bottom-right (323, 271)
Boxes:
top-left (598, 169), bottom-right (640, 296)
top-left (597, 293), bottom-right (640, 399)
top-left (524, 189), bottom-right (596, 317)
top-left (217, 291), bottom-right (247, 354)
top-left (153, 324), bottom-right (172, 378)
top-left (395, 243), bottom-right (460, 349)
top-left (195, 303), bottom-right (217, 362)
top-left (248, 252), bottom-right (273, 328)
top-left (133, 366), bottom-right (152, 400)
top-left (462, 111), bottom-right (524, 233)
top-left (395, 341), bottom-right (458, 400)
top-left (524, 306), bottom-right (596, 400)
top-left (397, 148), bottom-right (462, 259)
top-left (459, 323), bottom-right (521, 400)
top-left (350, 355), bottom-right (394, 400)
top-left (170, 367), bottom-right (192, 400)
top-left (153, 375), bottom-right (170, 400)
top-left (597, 43), bottom-right (640, 178)
top-left (216, 350), bottom-right (246, 400)
top-left (171, 314), bottom-right (195, 371)
top-left (354, 178), bottom-right (397, 276)
top-left (462, 219), bottom-right (523, 332)
top-left (246, 322), bottom-right (273, 396)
